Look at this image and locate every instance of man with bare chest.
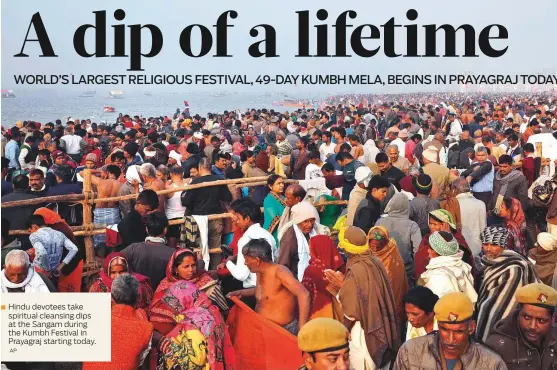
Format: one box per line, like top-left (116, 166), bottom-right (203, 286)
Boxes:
top-left (228, 238), bottom-right (310, 335)
top-left (89, 165), bottom-right (122, 248)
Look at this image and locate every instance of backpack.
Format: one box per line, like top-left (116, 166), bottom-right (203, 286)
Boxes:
top-left (532, 178), bottom-right (557, 208)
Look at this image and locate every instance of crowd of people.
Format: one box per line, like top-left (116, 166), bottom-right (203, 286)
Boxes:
top-left (2, 91), bottom-right (557, 370)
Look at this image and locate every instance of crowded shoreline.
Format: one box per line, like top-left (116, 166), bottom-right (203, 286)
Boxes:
top-left (2, 91), bottom-right (557, 369)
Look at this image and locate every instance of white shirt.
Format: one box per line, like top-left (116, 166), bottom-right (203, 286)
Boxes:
top-left (391, 138), bottom-right (406, 158)
top-left (305, 163), bottom-right (323, 180)
top-left (226, 223), bottom-right (276, 288)
top-left (319, 142), bottom-right (335, 161)
top-left (60, 134), bottom-right (81, 155)
top-left (456, 192), bottom-right (487, 256)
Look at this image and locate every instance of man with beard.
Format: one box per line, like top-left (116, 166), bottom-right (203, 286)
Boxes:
top-left (394, 292), bottom-right (506, 370)
top-left (28, 168), bottom-right (47, 197)
top-left (475, 226), bottom-right (540, 344)
top-left (485, 283), bottom-right (557, 370)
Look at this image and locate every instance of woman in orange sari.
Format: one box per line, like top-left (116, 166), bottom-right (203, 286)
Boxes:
top-left (33, 207), bottom-right (85, 292)
top-left (367, 225), bottom-right (409, 322)
top-left (301, 235), bottom-right (345, 321)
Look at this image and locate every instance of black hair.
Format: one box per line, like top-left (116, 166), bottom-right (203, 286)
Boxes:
top-left (523, 143), bottom-right (535, 153)
top-left (267, 174), bottom-right (283, 188)
top-left (29, 168), bottom-right (45, 178)
top-left (403, 286), bottom-right (439, 313)
top-left (321, 163), bottom-right (335, 172)
top-left (309, 150), bottom-right (321, 160)
top-left (170, 166), bottom-right (184, 176)
top-left (146, 211), bottom-right (169, 236)
top-left (111, 151), bottom-right (125, 162)
top-left (336, 152), bottom-right (353, 162)
top-left (123, 142), bottom-right (139, 157)
top-left (137, 189), bottom-right (159, 210)
top-left (1, 157), bottom-right (10, 171)
top-left (289, 185), bottom-right (307, 200)
top-left (368, 175), bottom-right (390, 191)
top-left (173, 250), bottom-right (197, 270)
top-left (375, 152), bottom-right (389, 164)
top-left (242, 238), bottom-right (273, 263)
top-left (240, 150), bottom-right (254, 162)
top-left (322, 131), bottom-right (332, 139)
top-left (230, 198), bottom-right (262, 223)
top-left (498, 154), bottom-right (513, 166)
top-left (54, 165), bottom-right (73, 183)
top-left (331, 127), bottom-right (346, 138)
top-left (347, 134), bottom-right (360, 143)
top-left (12, 174), bottom-right (29, 190)
top-left (299, 136), bottom-right (309, 147)
top-left (339, 143), bottom-right (352, 153)
top-left (186, 142), bottom-right (199, 155)
top-left (105, 164), bottom-right (121, 178)
top-left (26, 214), bottom-right (45, 229)
top-left (210, 136), bottom-right (220, 143)
top-left (508, 134), bottom-right (519, 142)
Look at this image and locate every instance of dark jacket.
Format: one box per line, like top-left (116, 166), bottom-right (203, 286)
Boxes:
top-left (485, 310), bottom-right (557, 370)
top-left (1, 190), bottom-right (38, 230)
top-left (121, 241), bottom-right (175, 289)
top-left (181, 174), bottom-right (232, 216)
top-left (181, 154), bottom-right (200, 178)
top-left (353, 196), bottom-right (382, 235)
top-left (489, 170), bottom-right (530, 212)
top-left (118, 209), bottom-right (147, 247)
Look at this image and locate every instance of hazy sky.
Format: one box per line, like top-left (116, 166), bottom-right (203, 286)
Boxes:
top-left (2, 0), bottom-right (556, 93)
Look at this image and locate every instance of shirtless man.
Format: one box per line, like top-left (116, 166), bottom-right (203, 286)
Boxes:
top-left (89, 165), bottom-right (122, 249)
top-left (227, 238), bottom-right (310, 335)
top-left (139, 162), bottom-right (166, 213)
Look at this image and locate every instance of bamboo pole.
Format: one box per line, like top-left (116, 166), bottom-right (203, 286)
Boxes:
top-left (82, 169), bottom-right (95, 265)
top-left (0, 194), bottom-right (85, 208)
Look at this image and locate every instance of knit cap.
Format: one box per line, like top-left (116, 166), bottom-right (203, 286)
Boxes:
top-left (429, 231), bottom-right (459, 256)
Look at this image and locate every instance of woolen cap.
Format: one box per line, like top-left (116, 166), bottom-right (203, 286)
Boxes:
top-left (298, 318), bottom-right (350, 353)
top-left (434, 292), bottom-right (474, 323)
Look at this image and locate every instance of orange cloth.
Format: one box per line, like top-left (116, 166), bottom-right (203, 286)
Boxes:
top-left (227, 297), bottom-right (303, 370)
top-left (34, 207), bottom-right (65, 225)
top-left (83, 304), bottom-right (153, 370)
top-left (58, 259), bottom-right (83, 292)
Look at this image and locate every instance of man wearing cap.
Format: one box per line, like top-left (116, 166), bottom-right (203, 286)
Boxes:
top-left (394, 292), bottom-right (506, 370)
top-left (346, 166), bottom-right (373, 226)
top-left (528, 233), bottom-right (557, 287)
top-left (485, 283), bottom-right (557, 370)
top-left (391, 129), bottom-right (409, 158)
top-left (298, 318), bottom-right (350, 370)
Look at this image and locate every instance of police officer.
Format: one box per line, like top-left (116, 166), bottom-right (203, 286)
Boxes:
top-left (297, 318), bottom-right (350, 370)
top-left (485, 283), bottom-right (557, 370)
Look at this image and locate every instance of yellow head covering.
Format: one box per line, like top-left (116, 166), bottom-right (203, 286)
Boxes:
top-left (338, 226), bottom-right (368, 255)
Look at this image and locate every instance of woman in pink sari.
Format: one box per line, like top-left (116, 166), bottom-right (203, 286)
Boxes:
top-left (498, 197), bottom-right (527, 255)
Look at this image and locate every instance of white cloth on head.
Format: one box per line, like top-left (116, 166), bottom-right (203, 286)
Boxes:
top-left (363, 140), bottom-right (380, 166)
top-left (291, 201), bottom-right (320, 224)
top-left (192, 215), bottom-right (209, 270)
top-left (169, 150), bottom-right (182, 162)
top-left (423, 147), bottom-right (439, 163)
top-left (294, 223), bottom-right (316, 281)
top-left (125, 165), bottom-right (143, 191)
top-left (355, 166), bottom-right (373, 188)
top-left (298, 178), bottom-right (329, 203)
top-left (193, 132), bottom-right (203, 139)
top-left (538, 232), bottom-right (557, 251)
top-left (226, 223), bottom-right (277, 288)
top-left (1, 266), bottom-right (50, 293)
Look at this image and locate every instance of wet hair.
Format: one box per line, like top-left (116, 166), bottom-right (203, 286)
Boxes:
top-left (230, 198), bottom-right (262, 223)
top-left (137, 189), bottom-right (159, 210)
top-left (242, 238), bottom-right (273, 263)
top-left (403, 286), bottom-right (439, 314)
top-left (105, 164), bottom-right (121, 178)
top-left (111, 274), bottom-right (139, 306)
top-left (146, 211), bottom-right (169, 236)
top-left (375, 152), bottom-right (389, 164)
top-left (26, 214), bottom-right (45, 229)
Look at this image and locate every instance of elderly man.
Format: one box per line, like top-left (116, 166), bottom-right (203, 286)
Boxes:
top-left (298, 318), bottom-right (350, 370)
top-left (422, 147), bottom-right (457, 201)
top-left (476, 226), bottom-right (540, 343)
top-left (278, 184), bottom-right (307, 234)
top-left (391, 129), bottom-right (409, 158)
top-left (278, 201), bottom-right (329, 281)
top-left (394, 292), bottom-right (506, 370)
top-left (485, 283), bottom-right (557, 370)
top-left (139, 162), bottom-right (166, 213)
top-left (386, 144), bottom-right (410, 174)
top-left (228, 238), bottom-right (311, 335)
top-left (446, 178), bottom-right (487, 257)
top-left (83, 275), bottom-right (153, 370)
top-left (346, 166), bottom-right (373, 226)
top-left (460, 146), bottom-right (494, 207)
top-left (1, 250), bottom-right (52, 292)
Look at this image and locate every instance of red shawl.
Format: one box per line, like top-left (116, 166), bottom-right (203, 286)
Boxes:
top-left (302, 235), bottom-right (345, 316)
top-left (504, 198), bottom-right (527, 256)
top-left (155, 248), bottom-right (215, 294)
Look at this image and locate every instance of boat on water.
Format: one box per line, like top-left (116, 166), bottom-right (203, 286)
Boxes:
top-left (103, 106), bottom-right (116, 113)
top-left (79, 90), bottom-right (96, 97)
top-left (1, 89), bottom-right (15, 98)
top-left (108, 90), bottom-right (124, 99)
top-left (272, 99), bottom-right (316, 108)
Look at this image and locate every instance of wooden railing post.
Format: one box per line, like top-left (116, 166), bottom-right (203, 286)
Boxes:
top-left (82, 169), bottom-right (95, 265)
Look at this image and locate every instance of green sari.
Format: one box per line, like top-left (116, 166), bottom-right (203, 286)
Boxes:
top-left (316, 194), bottom-right (343, 229)
top-left (263, 192), bottom-right (286, 245)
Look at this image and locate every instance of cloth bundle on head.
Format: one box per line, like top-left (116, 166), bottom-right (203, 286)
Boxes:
top-left (291, 201), bottom-right (320, 225)
top-left (429, 231), bottom-right (459, 256)
top-left (169, 150), bottom-right (182, 162)
top-left (338, 226), bottom-right (368, 255)
top-left (355, 166), bottom-right (373, 188)
top-left (537, 232), bottom-right (557, 251)
top-left (429, 209), bottom-right (457, 231)
top-left (423, 147), bottom-right (439, 163)
top-left (398, 129), bottom-right (409, 139)
top-left (480, 226), bottom-right (509, 247)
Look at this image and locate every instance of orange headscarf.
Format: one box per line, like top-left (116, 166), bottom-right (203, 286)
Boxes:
top-left (34, 207), bottom-right (66, 226)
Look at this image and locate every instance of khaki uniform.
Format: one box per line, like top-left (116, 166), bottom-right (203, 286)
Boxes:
top-left (485, 310), bottom-right (557, 370)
